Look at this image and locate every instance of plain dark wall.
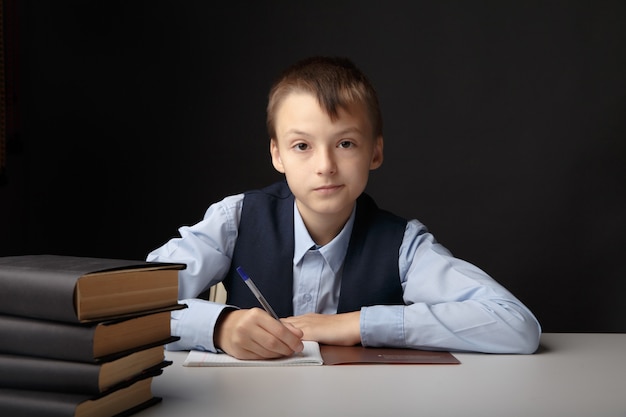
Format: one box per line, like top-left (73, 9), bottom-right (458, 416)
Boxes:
top-left (2, 1), bottom-right (625, 333)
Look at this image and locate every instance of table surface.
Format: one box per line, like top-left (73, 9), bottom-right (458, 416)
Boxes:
top-left (138, 333), bottom-right (626, 417)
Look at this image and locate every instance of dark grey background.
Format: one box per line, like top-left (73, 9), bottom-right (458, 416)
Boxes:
top-left (2, 1), bottom-right (625, 333)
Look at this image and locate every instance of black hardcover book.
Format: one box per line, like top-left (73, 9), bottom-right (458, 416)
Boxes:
top-left (0, 309), bottom-right (182, 362)
top-left (0, 346), bottom-right (171, 394)
top-left (0, 254), bottom-right (185, 323)
top-left (0, 375), bottom-right (161, 417)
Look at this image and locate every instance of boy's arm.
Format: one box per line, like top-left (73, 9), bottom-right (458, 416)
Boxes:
top-left (164, 298), bottom-right (231, 352)
top-left (146, 194), bottom-right (244, 352)
top-left (359, 220), bottom-right (541, 354)
top-left (282, 311), bottom-right (361, 346)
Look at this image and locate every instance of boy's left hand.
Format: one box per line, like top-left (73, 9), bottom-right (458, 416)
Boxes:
top-left (282, 311), bottom-right (361, 346)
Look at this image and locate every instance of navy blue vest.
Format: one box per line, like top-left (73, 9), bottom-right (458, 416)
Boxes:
top-left (223, 181), bottom-right (406, 316)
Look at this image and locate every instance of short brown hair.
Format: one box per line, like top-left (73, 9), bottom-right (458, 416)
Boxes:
top-left (266, 56), bottom-right (382, 139)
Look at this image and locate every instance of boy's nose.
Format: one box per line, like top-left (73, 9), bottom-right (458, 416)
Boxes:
top-left (315, 148), bottom-right (337, 175)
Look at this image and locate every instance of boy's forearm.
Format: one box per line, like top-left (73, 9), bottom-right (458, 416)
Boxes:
top-left (283, 311), bottom-right (361, 346)
top-left (166, 298), bottom-right (229, 352)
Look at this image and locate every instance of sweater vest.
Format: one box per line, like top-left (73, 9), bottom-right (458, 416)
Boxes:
top-left (223, 181), bottom-right (406, 316)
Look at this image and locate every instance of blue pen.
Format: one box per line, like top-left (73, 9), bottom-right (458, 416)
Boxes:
top-left (236, 266), bottom-right (280, 320)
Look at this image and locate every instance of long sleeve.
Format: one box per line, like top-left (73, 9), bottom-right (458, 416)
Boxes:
top-left (146, 194), bottom-right (244, 352)
top-left (359, 220), bottom-right (541, 353)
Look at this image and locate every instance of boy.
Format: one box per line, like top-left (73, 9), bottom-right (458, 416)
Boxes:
top-left (147, 56), bottom-right (541, 359)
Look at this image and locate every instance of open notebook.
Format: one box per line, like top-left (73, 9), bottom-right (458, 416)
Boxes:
top-left (183, 341), bottom-right (323, 367)
top-left (183, 341), bottom-right (460, 367)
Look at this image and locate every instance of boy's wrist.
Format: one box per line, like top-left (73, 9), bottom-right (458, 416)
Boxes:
top-left (213, 307), bottom-right (237, 351)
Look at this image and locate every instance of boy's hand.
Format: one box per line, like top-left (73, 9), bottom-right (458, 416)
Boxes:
top-left (214, 308), bottom-right (304, 360)
top-left (282, 311), bottom-right (361, 346)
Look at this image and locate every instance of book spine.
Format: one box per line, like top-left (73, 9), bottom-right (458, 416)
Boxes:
top-left (0, 268), bottom-right (80, 323)
top-left (0, 388), bottom-right (80, 417)
top-left (0, 376), bottom-right (160, 417)
top-left (0, 354), bottom-right (100, 394)
top-left (0, 315), bottom-right (96, 362)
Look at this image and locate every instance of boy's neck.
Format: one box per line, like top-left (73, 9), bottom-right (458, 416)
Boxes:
top-left (297, 204), bottom-right (353, 247)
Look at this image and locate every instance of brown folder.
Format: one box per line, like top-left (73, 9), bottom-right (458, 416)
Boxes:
top-left (320, 345), bottom-right (460, 365)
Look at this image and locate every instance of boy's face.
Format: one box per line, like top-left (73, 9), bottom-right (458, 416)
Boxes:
top-left (270, 92), bottom-right (383, 228)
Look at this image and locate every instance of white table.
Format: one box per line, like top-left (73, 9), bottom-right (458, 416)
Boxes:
top-left (139, 333), bottom-right (626, 417)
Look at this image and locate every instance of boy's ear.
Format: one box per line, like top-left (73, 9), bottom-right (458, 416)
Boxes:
top-left (370, 135), bottom-right (384, 170)
top-left (270, 139), bottom-right (285, 173)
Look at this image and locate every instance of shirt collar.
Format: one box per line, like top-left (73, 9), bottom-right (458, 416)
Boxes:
top-left (293, 202), bottom-right (356, 274)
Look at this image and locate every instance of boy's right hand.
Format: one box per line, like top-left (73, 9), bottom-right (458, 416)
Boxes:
top-left (214, 308), bottom-right (304, 360)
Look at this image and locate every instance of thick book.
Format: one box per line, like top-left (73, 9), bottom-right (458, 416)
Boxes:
top-left (0, 375), bottom-right (160, 417)
top-left (183, 342), bottom-right (460, 367)
top-left (0, 345), bottom-right (169, 394)
top-left (0, 254), bottom-right (185, 323)
top-left (0, 310), bottom-right (180, 362)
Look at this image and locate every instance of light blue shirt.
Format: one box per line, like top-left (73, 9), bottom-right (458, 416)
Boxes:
top-left (147, 193), bottom-right (541, 354)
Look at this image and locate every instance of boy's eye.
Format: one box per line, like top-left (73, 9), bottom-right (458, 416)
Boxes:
top-left (338, 141), bottom-right (354, 149)
top-left (294, 143), bottom-right (309, 151)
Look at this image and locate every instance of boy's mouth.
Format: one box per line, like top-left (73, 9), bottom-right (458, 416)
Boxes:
top-left (314, 184), bottom-right (343, 194)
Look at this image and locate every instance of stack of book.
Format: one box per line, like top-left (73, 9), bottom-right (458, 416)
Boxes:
top-left (0, 254), bottom-right (185, 417)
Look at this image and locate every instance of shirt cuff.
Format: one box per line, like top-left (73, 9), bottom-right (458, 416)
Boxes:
top-left (166, 299), bottom-right (234, 352)
top-left (360, 304), bottom-right (405, 347)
